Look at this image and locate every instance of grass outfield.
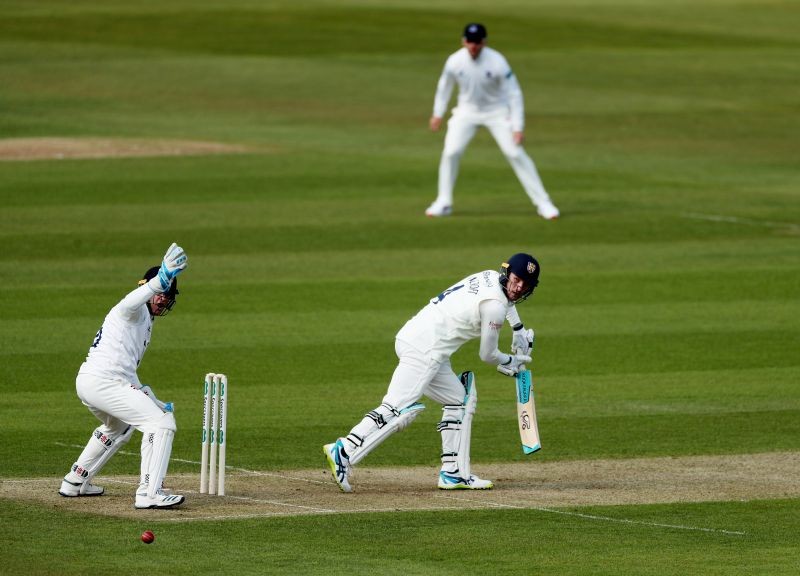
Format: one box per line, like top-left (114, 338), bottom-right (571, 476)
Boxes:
top-left (1, 0), bottom-right (799, 574)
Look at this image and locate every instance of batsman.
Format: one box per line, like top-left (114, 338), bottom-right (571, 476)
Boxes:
top-left (324, 253), bottom-right (539, 492)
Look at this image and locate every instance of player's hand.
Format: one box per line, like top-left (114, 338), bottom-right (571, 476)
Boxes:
top-left (512, 327), bottom-right (534, 355)
top-left (156, 243), bottom-right (187, 291)
top-left (140, 385), bottom-right (174, 412)
top-left (430, 116), bottom-right (443, 132)
top-left (513, 131), bottom-right (525, 145)
top-left (497, 353), bottom-right (532, 377)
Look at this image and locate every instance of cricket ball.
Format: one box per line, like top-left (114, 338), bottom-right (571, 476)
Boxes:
top-left (141, 530), bottom-right (155, 544)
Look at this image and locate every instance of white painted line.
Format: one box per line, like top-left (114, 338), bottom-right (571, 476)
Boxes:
top-left (224, 493), bottom-right (335, 513)
top-left (146, 505), bottom-right (479, 523)
top-left (682, 212), bottom-right (799, 232)
top-left (435, 494), bottom-right (746, 536)
top-left (54, 442), bottom-right (329, 486)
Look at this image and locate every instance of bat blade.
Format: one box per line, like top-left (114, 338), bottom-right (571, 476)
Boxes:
top-left (516, 368), bottom-right (541, 454)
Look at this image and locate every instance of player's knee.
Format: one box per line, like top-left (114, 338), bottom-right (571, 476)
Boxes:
top-left (141, 411), bottom-right (177, 434)
top-left (96, 421), bottom-right (130, 438)
top-left (442, 147), bottom-right (465, 161)
top-left (159, 411), bottom-right (177, 432)
top-left (93, 424), bottom-right (132, 448)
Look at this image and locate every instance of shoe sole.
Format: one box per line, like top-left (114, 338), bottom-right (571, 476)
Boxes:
top-left (58, 481), bottom-right (104, 497)
top-left (438, 483), bottom-right (494, 490)
top-left (58, 490), bottom-right (104, 497)
top-left (134, 496), bottom-right (185, 509)
top-left (438, 474), bottom-right (494, 490)
top-left (322, 444), bottom-right (351, 493)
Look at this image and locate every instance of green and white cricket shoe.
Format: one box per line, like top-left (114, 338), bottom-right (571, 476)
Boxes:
top-left (323, 440), bottom-right (352, 493)
top-left (438, 472), bottom-right (494, 490)
top-left (134, 490), bottom-right (185, 509)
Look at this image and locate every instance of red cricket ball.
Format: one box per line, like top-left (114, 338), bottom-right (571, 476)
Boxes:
top-left (141, 530), bottom-right (155, 544)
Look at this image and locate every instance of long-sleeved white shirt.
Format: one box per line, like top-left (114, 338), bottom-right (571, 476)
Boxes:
top-left (78, 282), bottom-right (157, 385)
top-left (396, 270), bottom-right (520, 365)
top-left (432, 46), bottom-right (526, 131)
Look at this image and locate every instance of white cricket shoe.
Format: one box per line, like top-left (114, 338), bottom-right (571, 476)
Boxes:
top-left (138, 481), bottom-right (171, 495)
top-left (425, 201), bottom-right (453, 217)
top-left (58, 474), bottom-right (104, 497)
top-left (134, 490), bottom-right (185, 509)
top-left (323, 440), bottom-right (352, 493)
top-left (537, 203), bottom-right (560, 220)
top-left (438, 471), bottom-right (494, 490)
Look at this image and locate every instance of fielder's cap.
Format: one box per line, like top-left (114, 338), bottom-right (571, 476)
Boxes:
top-left (463, 23), bottom-right (487, 43)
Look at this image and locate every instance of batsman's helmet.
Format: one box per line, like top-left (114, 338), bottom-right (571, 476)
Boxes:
top-left (138, 266), bottom-right (179, 316)
top-left (499, 253), bottom-right (540, 302)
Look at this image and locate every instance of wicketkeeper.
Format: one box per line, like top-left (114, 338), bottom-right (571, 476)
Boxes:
top-left (324, 253), bottom-right (539, 492)
top-left (59, 243), bottom-right (188, 509)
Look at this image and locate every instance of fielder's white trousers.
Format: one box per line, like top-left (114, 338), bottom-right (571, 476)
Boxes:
top-left (382, 340), bottom-right (464, 408)
top-left (437, 107), bottom-right (555, 210)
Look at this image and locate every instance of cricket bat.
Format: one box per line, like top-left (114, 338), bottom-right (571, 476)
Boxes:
top-left (516, 364), bottom-right (541, 454)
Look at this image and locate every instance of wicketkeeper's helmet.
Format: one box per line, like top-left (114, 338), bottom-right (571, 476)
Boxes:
top-left (499, 253), bottom-right (540, 302)
top-left (139, 266), bottom-right (179, 316)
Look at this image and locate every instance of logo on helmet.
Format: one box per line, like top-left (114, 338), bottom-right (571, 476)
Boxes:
top-left (527, 262), bottom-right (536, 274)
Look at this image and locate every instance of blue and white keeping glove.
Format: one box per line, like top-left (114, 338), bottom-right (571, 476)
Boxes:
top-left (497, 353), bottom-right (532, 377)
top-left (512, 327), bottom-right (534, 356)
top-left (140, 384), bottom-right (174, 413)
top-left (155, 242), bottom-right (187, 292)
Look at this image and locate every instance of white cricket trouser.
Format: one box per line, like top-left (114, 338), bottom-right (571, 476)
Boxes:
top-left (437, 107), bottom-right (554, 210)
top-left (382, 340), bottom-right (464, 408)
top-left (76, 373), bottom-right (171, 434)
top-left (74, 373), bottom-right (176, 494)
top-left (343, 341), bottom-right (470, 470)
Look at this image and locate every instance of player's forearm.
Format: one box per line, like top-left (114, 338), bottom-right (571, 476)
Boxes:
top-left (479, 332), bottom-right (511, 365)
top-left (506, 74), bottom-right (525, 132)
top-left (478, 316), bottom-right (510, 365)
top-left (432, 73), bottom-right (454, 118)
top-left (118, 282), bottom-right (157, 318)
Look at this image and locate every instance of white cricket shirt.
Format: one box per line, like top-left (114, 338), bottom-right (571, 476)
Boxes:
top-left (432, 46), bottom-right (526, 131)
top-left (397, 270), bottom-right (519, 363)
top-left (78, 283), bottom-right (157, 385)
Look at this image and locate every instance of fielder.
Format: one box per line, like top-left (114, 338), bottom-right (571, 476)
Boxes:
top-left (58, 243), bottom-right (188, 509)
top-left (324, 253), bottom-right (539, 492)
top-left (426, 23), bottom-right (560, 220)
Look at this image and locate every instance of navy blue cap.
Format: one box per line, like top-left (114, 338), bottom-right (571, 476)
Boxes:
top-left (463, 23), bottom-right (487, 43)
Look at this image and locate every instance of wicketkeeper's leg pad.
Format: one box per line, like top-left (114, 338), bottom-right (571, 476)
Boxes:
top-left (144, 412), bottom-right (177, 498)
top-left (69, 424), bottom-right (134, 490)
top-left (345, 402), bottom-right (425, 466)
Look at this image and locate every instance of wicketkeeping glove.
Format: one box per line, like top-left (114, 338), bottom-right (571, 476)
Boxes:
top-left (140, 384), bottom-right (174, 413)
top-left (512, 327), bottom-right (534, 356)
top-left (155, 242), bottom-right (187, 292)
top-left (497, 353), bottom-right (532, 377)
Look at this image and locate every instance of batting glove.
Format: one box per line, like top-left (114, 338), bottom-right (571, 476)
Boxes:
top-left (497, 353), bottom-right (532, 377)
top-left (155, 242), bottom-right (187, 292)
top-left (512, 327), bottom-right (534, 356)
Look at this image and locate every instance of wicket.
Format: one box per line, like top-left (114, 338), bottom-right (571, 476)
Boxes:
top-left (201, 373), bottom-right (228, 495)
